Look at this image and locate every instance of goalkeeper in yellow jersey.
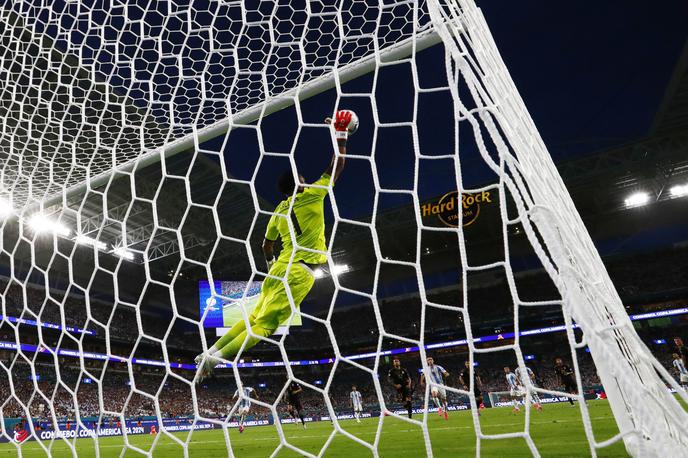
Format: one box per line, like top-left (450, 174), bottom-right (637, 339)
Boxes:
top-left (195, 110), bottom-right (358, 381)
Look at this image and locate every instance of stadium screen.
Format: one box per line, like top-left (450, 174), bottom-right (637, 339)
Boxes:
top-left (199, 280), bottom-right (301, 336)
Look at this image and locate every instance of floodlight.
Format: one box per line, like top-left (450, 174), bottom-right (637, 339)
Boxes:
top-left (113, 246), bottom-right (135, 261)
top-left (670, 184), bottom-right (688, 198)
top-left (28, 214), bottom-right (71, 236)
top-left (75, 234), bottom-right (107, 251)
top-left (0, 198), bottom-right (13, 218)
top-left (624, 192), bottom-right (650, 208)
top-left (332, 264), bottom-right (350, 275)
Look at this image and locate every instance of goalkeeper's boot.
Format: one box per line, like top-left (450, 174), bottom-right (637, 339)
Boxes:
top-left (195, 353), bottom-right (221, 383)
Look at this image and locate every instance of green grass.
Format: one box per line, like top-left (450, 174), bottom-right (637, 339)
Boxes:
top-left (0, 401), bottom-right (628, 457)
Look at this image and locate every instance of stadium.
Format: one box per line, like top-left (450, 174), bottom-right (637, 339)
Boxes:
top-left (0, 0), bottom-right (687, 457)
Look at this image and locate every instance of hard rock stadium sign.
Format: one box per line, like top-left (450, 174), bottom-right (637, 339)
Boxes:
top-left (420, 190), bottom-right (494, 227)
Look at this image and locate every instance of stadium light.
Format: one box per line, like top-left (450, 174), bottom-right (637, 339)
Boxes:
top-left (624, 192), bottom-right (650, 208)
top-left (332, 264), bottom-right (349, 275)
top-left (653, 339), bottom-right (666, 344)
top-left (28, 214), bottom-right (71, 236)
top-left (0, 198), bottom-right (13, 218)
top-left (113, 246), bottom-right (135, 261)
top-left (75, 234), bottom-right (108, 251)
top-left (313, 264), bottom-right (349, 278)
top-left (670, 184), bottom-right (688, 198)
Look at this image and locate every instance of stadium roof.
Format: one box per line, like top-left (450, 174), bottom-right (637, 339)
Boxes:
top-left (1, 2), bottom-right (687, 319)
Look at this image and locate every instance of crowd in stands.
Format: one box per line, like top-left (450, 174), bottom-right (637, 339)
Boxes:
top-left (1, 325), bottom-right (686, 425)
top-left (0, 246), bottom-right (686, 362)
top-left (0, 245), bottom-right (686, 424)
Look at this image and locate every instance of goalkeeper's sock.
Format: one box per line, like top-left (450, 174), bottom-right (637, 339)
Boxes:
top-left (568, 397), bottom-right (574, 405)
top-left (217, 324), bottom-right (275, 360)
top-left (405, 401), bottom-right (412, 418)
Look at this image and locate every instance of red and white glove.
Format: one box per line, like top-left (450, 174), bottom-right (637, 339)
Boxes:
top-left (333, 109), bottom-right (354, 142)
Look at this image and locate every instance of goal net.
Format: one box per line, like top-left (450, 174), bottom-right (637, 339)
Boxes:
top-left (0, 0), bottom-right (686, 456)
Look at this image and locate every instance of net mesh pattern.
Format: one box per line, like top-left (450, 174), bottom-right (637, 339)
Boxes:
top-left (0, 0), bottom-right (687, 457)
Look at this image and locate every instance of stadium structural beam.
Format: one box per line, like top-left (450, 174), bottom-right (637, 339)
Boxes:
top-left (556, 133), bottom-right (688, 185)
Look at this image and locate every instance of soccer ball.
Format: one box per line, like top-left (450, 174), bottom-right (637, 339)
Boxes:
top-left (346, 110), bottom-right (359, 136)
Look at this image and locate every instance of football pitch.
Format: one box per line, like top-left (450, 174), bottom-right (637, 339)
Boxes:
top-left (0, 401), bottom-right (628, 457)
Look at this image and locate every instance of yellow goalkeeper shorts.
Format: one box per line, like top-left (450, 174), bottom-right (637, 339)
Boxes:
top-left (250, 261), bottom-right (315, 331)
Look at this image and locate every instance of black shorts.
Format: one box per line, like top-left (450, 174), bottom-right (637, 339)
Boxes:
top-left (396, 385), bottom-right (412, 401)
top-left (288, 397), bottom-right (302, 411)
top-left (473, 387), bottom-right (482, 399)
top-left (563, 378), bottom-right (576, 394)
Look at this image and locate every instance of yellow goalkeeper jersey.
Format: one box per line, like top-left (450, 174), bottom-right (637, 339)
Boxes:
top-left (265, 173), bottom-right (332, 265)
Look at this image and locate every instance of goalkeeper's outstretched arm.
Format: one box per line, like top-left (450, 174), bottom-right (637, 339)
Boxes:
top-left (262, 239), bottom-right (275, 268)
top-left (326, 109), bottom-right (356, 183)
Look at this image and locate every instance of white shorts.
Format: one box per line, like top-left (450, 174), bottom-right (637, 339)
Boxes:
top-left (510, 387), bottom-right (524, 397)
top-left (353, 403), bottom-right (362, 412)
top-left (431, 385), bottom-right (447, 399)
top-left (680, 374), bottom-right (688, 384)
top-left (238, 405), bottom-right (250, 415)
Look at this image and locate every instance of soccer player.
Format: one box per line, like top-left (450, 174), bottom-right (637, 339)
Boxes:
top-left (459, 360), bottom-right (485, 412)
top-left (195, 110), bottom-right (356, 380)
top-left (674, 337), bottom-right (688, 367)
top-left (388, 357), bottom-right (413, 419)
top-left (515, 365), bottom-right (542, 411)
top-left (504, 367), bottom-right (523, 413)
top-left (420, 356), bottom-right (449, 420)
top-left (233, 385), bottom-right (256, 433)
top-left (350, 385), bottom-right (363, 423)
top-left (285, 381), bottom-right (307, 429)
top-left (554, 358), bottom-right (576, 405)
top-left (672, 353), bottom-right (688, 391)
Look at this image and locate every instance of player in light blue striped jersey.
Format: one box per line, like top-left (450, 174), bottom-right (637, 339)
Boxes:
top-left (420, 356), bottom-right (450, 420)
top-left (350, 385), bottom-right (363, 423)
top-left (233, 386), bottom-right (256, 433)
top-left (672, 353), bottom-right (688, 391)
top-left (504, 367), bottom-right (524, 414)
top-left (515, 365), bottom-right (543, 411)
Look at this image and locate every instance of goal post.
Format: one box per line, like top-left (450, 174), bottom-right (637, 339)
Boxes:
top-left (0, 0), bottom-right (686, 456)
top-left (427, 2), bottom-right (688, 455)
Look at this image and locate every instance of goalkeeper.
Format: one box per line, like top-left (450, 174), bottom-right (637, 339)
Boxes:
top-left (196, 110), bottom-right (356, 381)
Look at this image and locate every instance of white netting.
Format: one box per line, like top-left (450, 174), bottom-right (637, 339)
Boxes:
top-left (0, 0), bottom-right (687, 457)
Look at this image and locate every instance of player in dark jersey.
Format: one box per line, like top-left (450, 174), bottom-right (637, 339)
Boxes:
top-left (285, 381), bottom-right (307, 428)
top-left (388, 356), bottom-right (413, 418)
top-left (554, 358), bottom-right (576, 405)
top-left (674, 337), bottom-right (688, 367)
top-left (459, 360), bottom-right (485, 412)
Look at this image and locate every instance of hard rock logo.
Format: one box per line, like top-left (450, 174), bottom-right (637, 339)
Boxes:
top-left (420, 190), bottom-right (493, 227)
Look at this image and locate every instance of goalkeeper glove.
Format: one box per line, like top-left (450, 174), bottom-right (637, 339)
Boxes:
top-left (333, 110), bottom-right (353, 142)
top-left (266, 256), bottom-right (275, 270)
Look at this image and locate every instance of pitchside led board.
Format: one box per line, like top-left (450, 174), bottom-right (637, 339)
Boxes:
top-left (199, 280), bottom-right (301, 337)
